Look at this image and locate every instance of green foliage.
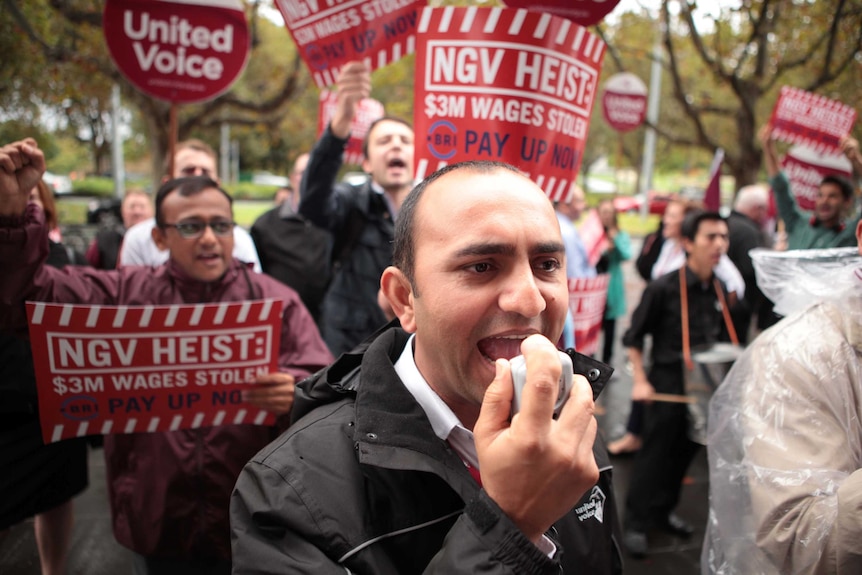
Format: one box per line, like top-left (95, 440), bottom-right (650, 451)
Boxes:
top-left (5, 0), bottom-right (860, 190)
top-left (0, 120), bottom-right (59, 160)
top-left (72, 177), bottom-right (118, 197)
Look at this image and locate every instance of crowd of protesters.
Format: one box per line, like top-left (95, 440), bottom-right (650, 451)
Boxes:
top-left (1, 57), bottom-right (861, 575)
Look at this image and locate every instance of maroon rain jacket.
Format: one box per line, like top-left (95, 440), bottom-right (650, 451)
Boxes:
top-left (0, 204), bottom-right (333, 561)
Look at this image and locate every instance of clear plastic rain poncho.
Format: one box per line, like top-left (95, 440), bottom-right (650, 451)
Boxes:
top-left (702, 247), bottom-right (862, 575)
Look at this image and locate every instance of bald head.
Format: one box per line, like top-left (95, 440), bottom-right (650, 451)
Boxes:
top-left (393, 161), bottom-right (550, 287)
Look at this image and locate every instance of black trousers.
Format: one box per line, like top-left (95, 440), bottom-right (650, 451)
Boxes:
top-left (624, 362), bottom-right (700, 532)
top-left (601, 317), bottom-right (616, 366)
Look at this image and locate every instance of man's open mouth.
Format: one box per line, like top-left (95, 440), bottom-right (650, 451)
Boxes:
top-left (477, 335), bottom-right (528, 362)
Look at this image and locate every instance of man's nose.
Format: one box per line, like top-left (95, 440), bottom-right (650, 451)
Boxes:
top-left (498, 264), bottom-right (546, 317)
top-left (198, 224), bottom-right (219, 243)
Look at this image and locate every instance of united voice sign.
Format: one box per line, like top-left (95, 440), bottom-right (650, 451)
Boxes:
top-left (415, 7), bottom-right (606, 201)
top-left (602, 72), bottom-right (647, 132)
top-left (103, 0), bottom-right (250, 103)
top-left (26, 300), bottom-right (283, 443)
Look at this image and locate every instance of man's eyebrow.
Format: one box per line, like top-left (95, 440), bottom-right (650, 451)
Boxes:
top-left (454, 242), bottom-right (515, 258)
top-left (535, 241), bottom-right (566, 255)
top-left (452, 241), bottom-right (564, 258)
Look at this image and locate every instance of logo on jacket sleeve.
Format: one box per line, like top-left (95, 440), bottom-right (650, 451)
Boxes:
top-left (575, 486), bottom-right (606, 524)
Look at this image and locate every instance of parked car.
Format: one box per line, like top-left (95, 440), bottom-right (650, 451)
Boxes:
top-left (43, 171), bottom-right (73, 196)
top-left (613, 190), bottom-right (677, 215)
top-left (251, 171), bottom-right (289, 187)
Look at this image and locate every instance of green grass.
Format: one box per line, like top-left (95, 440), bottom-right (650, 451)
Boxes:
top-left (618, 212), bottom-right (661, 237)
top-left (232, 201), bottom-right (273, 227)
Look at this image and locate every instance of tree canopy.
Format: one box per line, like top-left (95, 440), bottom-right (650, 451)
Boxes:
top-left (2, 0), bottom-right (860, 189)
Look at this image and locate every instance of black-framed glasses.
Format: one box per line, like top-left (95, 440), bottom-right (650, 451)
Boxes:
top-left (162, 220), bottom-right (234, 239)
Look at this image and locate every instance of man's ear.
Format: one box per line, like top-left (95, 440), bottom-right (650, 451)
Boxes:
top-left (856, 219), bottom-right (862, 254)
top-left (380, 266), bottom-right (416, 333)
top-left (151, 225), bottom-right (169, 252)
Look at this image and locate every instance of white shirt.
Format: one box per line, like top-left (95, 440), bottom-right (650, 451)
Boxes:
top-left (652, 237), bottom-right (746, 297)
top-left (118, 217), bottom-right (262, 272)
top-left (394, 335), bottom-right (556, 557)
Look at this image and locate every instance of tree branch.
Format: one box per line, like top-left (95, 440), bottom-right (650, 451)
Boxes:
top-left (662, 2), bottom-right (719, 151)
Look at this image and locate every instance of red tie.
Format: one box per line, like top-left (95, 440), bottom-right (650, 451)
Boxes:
top-left (447, 440), bottom-right (482, 486)
top-left (466, 462), bottom-right (482, 487)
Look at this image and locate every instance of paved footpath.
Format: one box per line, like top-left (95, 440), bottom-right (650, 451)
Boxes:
top-left (1, 237), bottom-right (711, 574)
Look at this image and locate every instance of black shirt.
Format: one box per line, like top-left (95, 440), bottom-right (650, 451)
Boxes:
top-left (623, 265), bottom-right (730, 366)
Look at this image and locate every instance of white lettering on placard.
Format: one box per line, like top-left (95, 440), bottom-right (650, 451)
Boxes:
top-left (151, 332), bottom-right (256, 364)
top-left (280, 0), bottom-right (321, 23)
top-left (57, 339), bottom-right (138, 368)
top-left (132, 44), bottom-right (225, 79)
top-left (124, 11), bottom-right (233, 80)
top-left (431, 47), bottom-right (505, 85)
top-left (124, 12), bottom-right (234, 52)
top-left (470, 97), bottom-right (545, 128)
top-left (514, 52), bottom-right (594, 107)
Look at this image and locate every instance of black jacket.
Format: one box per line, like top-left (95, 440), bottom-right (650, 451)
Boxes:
top-left (250, 202), bottom-right (333, 326)
top-left (231, 327), bottom-right (623, 574)
top-left (298, 127), bottom-right (394, 356)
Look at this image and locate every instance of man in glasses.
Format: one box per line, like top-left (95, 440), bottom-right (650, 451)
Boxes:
top-left (0, 138), bottom-right (333, 574)
top-left (119, 139), bottom-right (262, 272)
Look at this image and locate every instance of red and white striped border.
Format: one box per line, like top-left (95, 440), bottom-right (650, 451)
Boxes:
top-left (312, 38), bottom-right (416, 88)
top-left (29, 299), bottom-right (279, 329)
top-left (50, 408), bottom-right (272, 443)
top-left (414, 6), bottom-right (605, 201)
top-left (417, 6), bottom-right (605, 66)
top-left (414, 163), bottom-right (577, 203)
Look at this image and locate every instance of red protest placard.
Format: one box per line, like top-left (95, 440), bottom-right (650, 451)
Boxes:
top-left (568, 274), bottom-right (609, 356)
top-left (318, 90), bottom-right (385, 165)
top-left (781, 145), bottom-right (854, 211)
top-left (414, 7), bottom-right (605, 201)
top-left (578, 210), bottom-right (610, 268)
top-left (500, 0), bottom-right (621, 27)
top-left (26, 300), bottom-right (283, 444)
top-left (103, 0), bottom-right (250, 104)
top-left (275, 0), bottom-right (422, 88)
top-left (769, 86), bottom-right (857, 154)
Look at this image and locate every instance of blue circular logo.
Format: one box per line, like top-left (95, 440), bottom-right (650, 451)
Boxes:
top-left (60, 395), bottom-right (99, 421)
top-left (427, 120), bottom-right (458, 160)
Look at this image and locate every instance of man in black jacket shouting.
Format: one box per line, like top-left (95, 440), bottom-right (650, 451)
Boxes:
top-left (299, 61), bottom-right (414, 356)
top-left (231, 161), bottom-right (623, 574)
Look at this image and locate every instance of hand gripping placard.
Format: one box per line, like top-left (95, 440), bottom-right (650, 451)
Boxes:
top-left (414, 7), bottom-right (605, 202)
top-left (26, 300), bottom-right (283, 443)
